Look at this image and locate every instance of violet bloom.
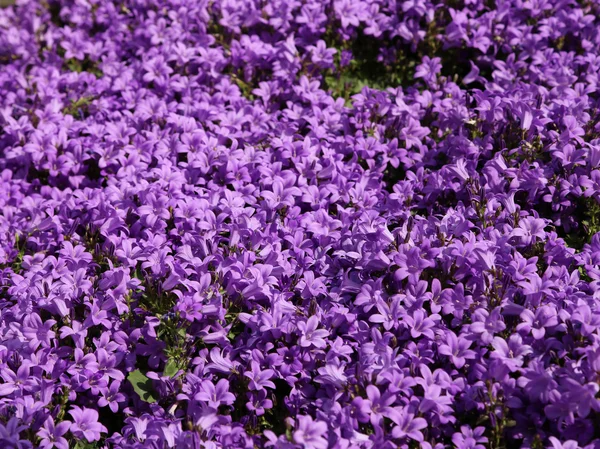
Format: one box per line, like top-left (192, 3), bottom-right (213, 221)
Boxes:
top-left (451, 425), bottom-right (488, 449)
top-left (561, 378), bottom-right (600, 418)
top-left (349, 396), bottom-right (371, 424)
top-left (404, 309), bottom-right (440, 339)
top-left (438, 331), bottom-right (476, 368)
top-left (560, 115), bottom-right (585, 144)
top-left (388, 407), bottom-right (428, 442)
top-left (37, 417), bottom-right (71, 449)
top-left (293, 416), bottom-right (328, 449)
top-left (394, 247), bottom-right (433, 283)
top-left (369, 296), bottom-right (404, 331)
top-left (315, 363), bottom-right (348, 388)
top-left (400, 117), bottom-right (431, 149)
top-left (245, 362), bottom-right (276, 391)
top-left (194, 379), bottom-right (235, 408)
top-left (469, 308), bottom-right (505, 345)
top-left (205, 348), bottom-right (237, 374)
top-left (0, 417), bottom-right (32, 449)
top-left (22, 313), bottom-right (56, 350)
top-left (297, 316), bottom-right (329, 349)
top-left (511, 217), bottom-right (547, 245)
top-left (277, 346), bottom-right (303, 376)
top-left (98, 380), bottom-right (127, 413)
top-left (491, 335), bottom-right (532, 372)
top-left (548, 437), bottom-right (580, 449)
top-left (3, 0), bottom-right (600, 445)
top-left (126, 416), bottom-right (149, 442)
top-left (414, 56), bottom-right (442, 86)
top-left (365, 385), bottom-right (396, 426)
top-left (571, 303), bottom-right (600, 337)
top-left (246, 389), bottom-right (273, 416)
top-left (138, 193), bottom-right (171, 228)
top-left (307, 40), bottom-right (337, 68)
top-left (69, 407), bottom-right (107, 442)
top-left (517, 305), bottom-right (558, 339)
top-left (517, 361), bottom-right (559, 403)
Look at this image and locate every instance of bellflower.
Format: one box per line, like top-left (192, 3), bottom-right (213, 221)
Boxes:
top-left (69, 407), bottom-right (107, 442)
top-left (2, 0), bottom-right (600, 447)
top-left (37, 417), bottom-right (71, 449)
top-left (293, 416), bottom-right (328, 449)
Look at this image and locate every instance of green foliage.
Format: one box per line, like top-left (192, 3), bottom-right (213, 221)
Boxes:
top-left (480, 381), bottom-right (522, 449)
top-left (0, 0), bottom-right (16, 8)
top-left (225, 308), bottom-right (245, 342)
top-left (163, 359), bottom-right (179, 378)
top-left (232, 376), bottom-right (292, 436)
top-left (157, 314), bottom-right (199, 376)
top-left (581, 198), bottom-right (600, 239)
top-left (74, 442), bottom-right (101, 449)
top-left (52, 387), bottom-right (71, 423)
top-left (63, 58), bottom-right (103, 78)
top-left (127, 369), bottom-right (157, 403)
top-left (322, 32), bottom-right (419, 103)
top-left (42, 0), bottom-right (65, 27)
top-left (578, 266), bottom-right (593, 282)
top-left (563, 197), bottom-right (600, 250)
top-left (320, 7), bottom-right (495, 102)
top-left (137, 278), bottom-right (178, 316)
top-left (63, 96), bottom-right (95, 117)
top-left (230, 74), bottom-right (255, 100)
top-left (10, 233), bottom-right (27, 273)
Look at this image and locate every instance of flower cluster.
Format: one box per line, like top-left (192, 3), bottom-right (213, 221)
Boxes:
top-left (1, 0), bottom-right (600, 448)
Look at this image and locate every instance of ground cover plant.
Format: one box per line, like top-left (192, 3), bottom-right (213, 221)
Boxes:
top-left (1, 0), bottom-right (600, 447)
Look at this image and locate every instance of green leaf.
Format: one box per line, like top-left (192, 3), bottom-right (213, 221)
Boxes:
top-left (0, 0), bottom-right (16, 8)
top-left (62, 96), bottom-right (94, 117)
top-left (127, 369), bottom-right (157, 403)
top-left (74, 442), bottom-right (100, 449)
top-left (505, 419), bottom-right (517, 428)
top-left (163, 360), bottom-right (179, 378)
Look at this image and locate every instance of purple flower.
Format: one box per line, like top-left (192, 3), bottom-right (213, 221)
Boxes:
top-left (205, 348), bottom-right (237, 374)
top-left (307, 40), bottom-right (337, 69)
top-left (315, 363), bottom-right (348, 389)
top-left (414, 56), bottom-right (442, 85)
top-left (98, 380), bottom-right (127, 413)
top-left (365, 385), bottom-right (396, 426)
top-left (0, 418), bottom-right (32, 449)
top-left (451, 426), bottom-right (488, 449)
top-left (517, 361), bottom-right (559, 403)
top-left (22, 313), bottom-right (56, 350)
top-left (388, 407), bottom-right (428, 441)
top-left (293, 416), bottom-right (328, 449)
top-left (491, 335), bottom-right (532, 373)
top-left (244, 362), bottom-right (276, 391)
top-left (246, 389), bottom-right (273, 416)
top-left (512, 217), bottom-right (547, 245)
top-left (37, 417), bottom-right (71, 449)
top-left (560, 378), bottom-right (600, 418)
top-left (194, 379), bottom-right (235, 408)
top-left (349, 396), bottom-right (371, 424)
top-left (369, 296), bottom-right (404, 330)
top-left (517, 305), bottom-right (558, 339)
top-left (394, 247), bottom-right (434, 283)
top-left (297, 316), bottom-right (329, 348)
top-left (438, 331), bottom-right (476, 368)
top-left (404, 309), bottom-right (439, 339)
top-left (2, 0), bottom-right (600, 446)
top-left (548, 437), bottom-right (581, 449)
top-left (469, 308), bottom-right (505, 345)
top-left (69, 407), bottom-right (107, 442)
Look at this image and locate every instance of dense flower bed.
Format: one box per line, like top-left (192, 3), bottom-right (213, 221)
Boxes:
top-left (1, 0), bottom-right (600, 447)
